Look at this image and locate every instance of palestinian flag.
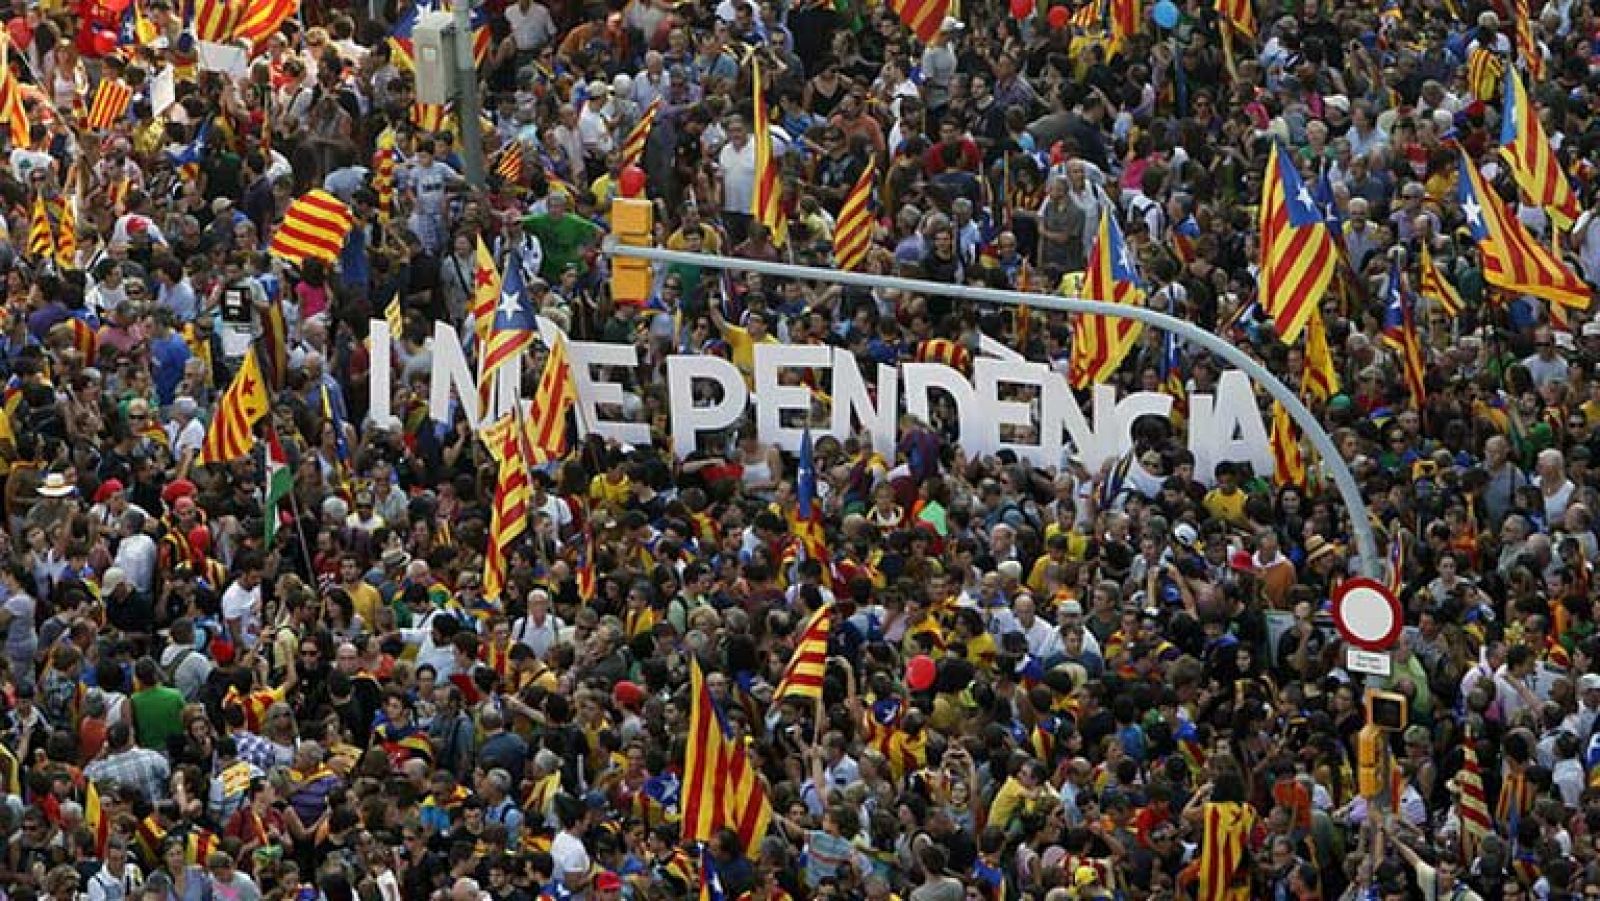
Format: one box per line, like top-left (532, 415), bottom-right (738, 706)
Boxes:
top-left (264, 428), bottom-right (291, 545)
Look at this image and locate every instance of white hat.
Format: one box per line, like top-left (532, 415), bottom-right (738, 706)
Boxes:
top-left (38, 473), bottom-right (74, 497)
top-left (587, 79), bottom-right (611, 97)
top-left (1555, 331), bottom-right (1577, 351)
top-left (1173, 523), bottom-right (1199, 548)
top-left (941, 16), bottom-right (965, 32)
top-left (1581, 673), bottom-right (1600, 692)
top-left (1581, 321), bottom-right (1600, 339)
top-left (1324, 94), bottom-right (1351, 114)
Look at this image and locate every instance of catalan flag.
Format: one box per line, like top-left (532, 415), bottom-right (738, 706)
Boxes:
top-left (190, 0), bottom-right (241, 42)
top-left (389, 0), bottom-right (427, 69)
top-left (1269, 400), bottom-right (1304, 488)
top-left (1384, 531), bottom-right (1406, 596)
top-left (0, 740), bottom-right (17, 796)
top-left (472, 236), bottom-right (501, 347)
top-left (412, 102), bottom-right (446, 133)
top-left (915, 337), bottom-right (971, 374)
top-left (887, 0), bottom-right (948, 43)
top-left (481, 413), bottom-right (532, 602)
top-left (1071, 0), bottom-right (1101, 30)
top-left (70, 317), bottom-right (98, 364)
top-left (235, 0), bottom-right (298, 47)
top-left (681, 658), bottom-right (772, 857)
top-left (495, 141), bottom-right (524, 185)
top-left (1381, 261), bottom-right (1427, 409)
top-left (1198, 801), bottom-right (1256, 901)
top-left (373, 131), bottom-right (397, 222)
top-left (27, 196), bottom-right (52, 261)
top-left (1467, 47), bottom-right (1504, 102)
top-left (751, 62), bottom-right (786, 246)
top-left (1458, 733), bottom-right (1491, 860)
top-left (527, 333), bottom-right (577, 457)
top-left (1302, 308), bottom-right (1339, 402)
top-left (833, 160), bottom-right (876, 272)
top-left (0, 36), bottom-right (26, 149)
top-left (185, 828), bottom-right (218, 866)
top-left (575, 524), bottom-right (597, 601)
top-left (1161, 332), bottom-right (1186, 423)
top-left (198, 350), bottom-right (270, 464)
top-left (478, 252), bottom-right (536, 413)
top-left (1070, 208), bottom-right (1144, 388)
top-left (87, 780), bottom-right (109, 856)
top-left (56, 197), bottom-right (77, 271)
top-left (1214, 0), bottom-right (1255, 38)
top-left (86, 79), bottom-right (133, 131)
top-left (1501, 64), bottom-right (1577, 227)
top-left (620, 98), bottom-right (660, 171)
top-left (268, 190), bottom-right (354, 266)
top-left (1457, 151), bottom-right (1589, 310)
top-left (790, 426), bottom-right (831, 586)
top-left (1416, 243), bottom-right (1463, 316)
top-left (1513, 0), bottom-right (1543, 82)
top-left (700, 842), bottom-right (727, 901)
top-left (1259, 141), bottom-right (1339, 344)
top-left (1109, 0), bottom-right (1140, 52)
top-left (1172, 214), bottom-right (1200, 265)
top-left (385, 293), bottom-right (404, 339)
top-left (167, 122), bottom-right (209, 184)
top-left (771, 604), bottom-right (830, 705)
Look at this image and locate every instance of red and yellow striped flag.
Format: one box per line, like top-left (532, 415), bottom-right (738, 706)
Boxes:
top-left (1197, 801), bottom-right (1256, 901)
top-left (70, 317), bottom-right (98, 364)
top-left (0, 36), bottom-right (26, 149)
top-left (1071, 0), bottom-right (1101, 30)
top-left (236, 0), bottom-right (299, 47)
top-left (1416, 243), bottom-right (1463, 316)
top-left (681, 658), bottom-right (772, 857)
top-left (56, 197), bottom-right (77, 271)
top-left (1458, 732), bottom-right (1491, 860)
top-left (86, 80), bottom-right (133, 131)
top-left (1513, 0), bottom-right (1543, 82)
top-left (86, 780), bottom-right (109, 856)
top-left (1500, 64), bottom-right (1577, 227)
top-left (1467, 47), bottom-right (1504, 102)
top-left (1109, 0), bottom-right (1140, 52)
top-left (888, 0), bottom-right (949, 43)
top-left (198, 350), bottom-right (270, 465)
top-left (481, 413), bottom-right (533, 602)
top-left (771, 605), bottom-right (830, 704)
top-left (528, 334), bottom-right (577, 456)
top-left (832, 160), bottom-right (876, 271)
top-left (412, 102), bottom-right (446, 133)
top-left (1214, 0), bottom-right (1256, 37)
top-left (0, 741), bottom-right (18, 796)
top-left (751, 63), bottom-right (786, 246)
top-left (1070, 208), bottom-right (1144, 389)
top-left (27, 196), bottom-right (52, 261)
top-left (268, 190), bottom-right (354, 265)
top-left (620, 98), bottom-right (660, 171)
top-left (191, 0), bottom-right (242, 42)
top-left (495, 141), bottom-right (525, 185)
top-left (472, 236), bottom-right (501, 347)
top-left (373, 130), bottom-right (397, 223)
top-left (1260, 141), bottom-right (1338, 344)
top-left (1270, 400), bottom-right (1305, 488)
top-left (1301, 308), bottom-right (1339, 402)
top-left (1457, 151), bottom-right (1589, 310)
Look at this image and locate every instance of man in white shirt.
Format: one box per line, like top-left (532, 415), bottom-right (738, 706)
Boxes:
top-left (632, 51), bottom-right (670, 109)
top-left (549, 795), bottom-right (593, 891)
top-left (221, 554), bottom-right (266, 650)
top-left (397, 582), bottom-right (458, 677)
top-left (577, 82), bottom-right (615, 169)
top-left (166, 397), bottom-right (206, 470)
top-left (513, 589), bottom-right (564, 659)
top-left (112, 508), bottom-right (158, 598)
top-left (503, 0), bottom-right (555, 52)
top-left (718, 115), bottom-right (756, 242)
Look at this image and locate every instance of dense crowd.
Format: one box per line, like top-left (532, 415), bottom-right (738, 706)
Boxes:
top-left (5, 0), bottom-right (1600, 901)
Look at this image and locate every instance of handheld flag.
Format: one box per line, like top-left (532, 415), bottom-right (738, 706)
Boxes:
top-left (681, 658), bottom-right (772, 857)
top-left (1070, 208), bottom-right (1144, 388)
top-left (1269, 400), bottom-right (1305, 488)
top-left (472, 236), bottom-right (502, 346)
top-left (263, 427), bottom-right (291, 545)
top-left (27, 196), bottom-right (53, 262)
top-left (1214, 0), bottom-right (1256, 37)
top-left (478, 253), bottom-right (536, 415)
top-left (1457, 152), bottom-right (1589, 310)
top-left (482, 412), bottom-right (533, 602)
top-left (791, 426), bottom-right (831, 585)
top-left (1161, 332), bottom-right (1187, 423)
top-left (191, 0), bottom-right (242, 42)
top-left (1416, 243), bottom-right (1463, 316)
top-left (771, 605), bottom-right (831, 705)
top-left (887, 0), bottom-right (950, 44)
top-left (1381, 260), bottom-right (1427, 409)
top-left (527, 334), bottom-right (577, 457)
top-left (1259, 142), bottom-right (1339, 343)
top-left (373, 130), bottom-right (397, 222)
top-left (1513, 0), bottom-right (1543, 82)
top-left (833, 160), bottom-right (877, 271)
top-left (751, 62), bottom-right (787, 246)
top-left (1302, 308), bottom-right (1340, 402)
top-left (86, 780), bottom-right (109, 856)
top-left (1501, 64), bottom-right (1577, 227)
top-left (1467, 47), bottom-right (1504, 102)
top-left (86, 79), bottom-right (133, 131)
top-left (198, 350), bottom-right (271, 464)
top-left (620, 98), bottom-right (660, 171)
top-left (236, 0), bottom-right (300, 47)
top-left (268, 190), bottom-right (354, 266)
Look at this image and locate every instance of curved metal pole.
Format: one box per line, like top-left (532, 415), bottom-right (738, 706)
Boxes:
top-left (605, 240), bottom-right (1381, 578)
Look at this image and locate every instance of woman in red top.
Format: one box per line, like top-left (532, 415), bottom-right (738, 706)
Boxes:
top-left (224, 777), bottom-right (299, 870)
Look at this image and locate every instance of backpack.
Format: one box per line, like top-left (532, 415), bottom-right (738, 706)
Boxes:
top-left (163, 647), bottom-right (195, 686)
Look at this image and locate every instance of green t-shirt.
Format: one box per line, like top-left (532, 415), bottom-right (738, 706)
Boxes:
top-left (130, 685), bottom-right (187, 750)
top-left (523, 213), bottom-right (603, 281)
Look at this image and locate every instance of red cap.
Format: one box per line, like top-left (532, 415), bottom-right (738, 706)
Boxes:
top-left (93, 479), bottom-right (123, 504)
top-left (612, 681), bottom-right (645, 711)
top-left (594, 872), bottom-right (622, 892)
top-left (1229, 549), bottom-right (1255, 573)
top-left (188, 526), bottom-right (211, 556)
top-left (162, 479), bottom-right (197, 504)
top-left (210, 639), bottom-right (236, 664)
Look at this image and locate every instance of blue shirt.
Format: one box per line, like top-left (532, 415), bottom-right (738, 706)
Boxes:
top-left (150, 332), bottom-right (192, 405)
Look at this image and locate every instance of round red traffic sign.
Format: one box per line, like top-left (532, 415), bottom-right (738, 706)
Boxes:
top-left (1331, 578), bottom-right (1403, 652)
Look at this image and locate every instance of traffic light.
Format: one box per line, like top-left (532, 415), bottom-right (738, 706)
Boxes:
top-left (1356, 723), bottom-right (1385, 798)
top-left (612, 197), bottom-right (653, 305)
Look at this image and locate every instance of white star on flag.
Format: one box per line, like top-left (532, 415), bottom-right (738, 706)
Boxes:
top-left (1463, 196), bottom-right (1483, 229)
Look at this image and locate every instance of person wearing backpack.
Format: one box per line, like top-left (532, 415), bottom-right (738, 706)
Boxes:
top-left (159, 617), bottom-right (215, 701)
top-left (129, 656), bottom-right (187, 751)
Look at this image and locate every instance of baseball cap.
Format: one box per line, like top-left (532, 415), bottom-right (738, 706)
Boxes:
top-left (594, 873), bottom-right (622, 892)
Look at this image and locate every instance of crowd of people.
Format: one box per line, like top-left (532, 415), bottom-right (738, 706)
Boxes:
top-left (2, 0), bottom-right (1600, 900)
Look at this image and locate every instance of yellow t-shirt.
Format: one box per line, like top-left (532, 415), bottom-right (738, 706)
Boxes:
top-left (718, 323), bottom-right (778, 379)
top-left (590, 473), bottom-right (632, 514)
top-left (1203, 487), bottom-right (1249, 527)
top-left (346, 580), bottom-right (382, 628)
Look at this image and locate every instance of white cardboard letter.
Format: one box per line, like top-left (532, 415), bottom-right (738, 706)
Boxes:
top-left (428, 322), bottom-right (479, 427)
top-left (974, 358), bottom-right (1051, 466)
top-left (902, 363), bottom-right (980, 454)
top-left (753, 344), bottom-right (831, 453)
top-left (830, 352), bottom-right (898, 459)
top-left (369, 318), bottom-right (391, 426)
top-left (1190, 370), bottom-right (1272, 483)
top-left (668, 356), bottom-right (748, 458)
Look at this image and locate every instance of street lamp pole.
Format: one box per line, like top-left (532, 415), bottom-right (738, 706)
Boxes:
top-left (452, 0), bottom-right (486, 188)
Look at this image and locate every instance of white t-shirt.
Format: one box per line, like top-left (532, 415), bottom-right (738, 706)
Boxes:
top-left (222, 581), bottom-right (262, 649)
top-left (169, 418), bottom-right (206, 459)
top-left (550, 830), bottom-right (590, 883)
top-left (718, 138), bottom-right (756, 214)
top-left (505, 0), bottom-right (556, 49)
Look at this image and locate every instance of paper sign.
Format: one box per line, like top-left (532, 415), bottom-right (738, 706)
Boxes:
top-left (150, 67), bottom-right (175, 116)
top-left (197, 41), bottom-right (248, 81)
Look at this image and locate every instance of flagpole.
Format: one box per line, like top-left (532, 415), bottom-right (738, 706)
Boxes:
top-left (283, 474), bottom-right (318, 580)
top-left (1220, 22), bottom-right (1239, 85)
